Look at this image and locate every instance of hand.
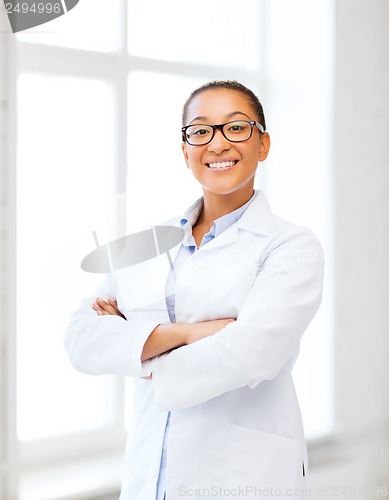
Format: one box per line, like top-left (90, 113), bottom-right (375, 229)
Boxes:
top-left (185, 318), bottom-right (235, 345)
top-left (92, 297), bottom-right (126, 320)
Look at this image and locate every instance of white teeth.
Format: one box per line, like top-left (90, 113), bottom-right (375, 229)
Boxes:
top-left (208, 160), bottom-right (237, 169)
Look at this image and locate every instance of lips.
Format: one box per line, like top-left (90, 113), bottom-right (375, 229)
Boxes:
top-left (205, 160), bottom-right (238, 169)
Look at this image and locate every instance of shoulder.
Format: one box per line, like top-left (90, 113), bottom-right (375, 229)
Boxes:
top-left (239, 192), bottom-right (324, 267)
top-left (271, 213), bottom-right (322, 247)
top-left (242, 191), bottom-right (322, 242)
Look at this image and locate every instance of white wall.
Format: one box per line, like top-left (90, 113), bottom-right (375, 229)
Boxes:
top-left (307, 0), bottom-right (389, 497)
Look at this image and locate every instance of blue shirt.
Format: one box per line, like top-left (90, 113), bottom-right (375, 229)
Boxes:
top-left (155, 192), bottom-right (257, 500)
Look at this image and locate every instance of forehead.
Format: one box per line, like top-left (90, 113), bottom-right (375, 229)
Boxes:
top-left (186, 88), bottom-right (256, 123)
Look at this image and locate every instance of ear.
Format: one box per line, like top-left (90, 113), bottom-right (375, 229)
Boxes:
top-left (258, 132), bottom-right (271, 162)
top-left (182, 142), bottom-right (191, 169)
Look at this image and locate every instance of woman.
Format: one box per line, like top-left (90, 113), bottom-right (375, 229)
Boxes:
top-left (65, 80), bottom-right (324, 500)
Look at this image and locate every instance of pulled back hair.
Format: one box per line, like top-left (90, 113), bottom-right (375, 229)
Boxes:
top-left (182, 80), bottom-right (266, 131)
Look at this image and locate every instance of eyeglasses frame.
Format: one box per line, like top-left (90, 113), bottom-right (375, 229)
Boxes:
top-left (181, 120), bottom-right (265, 146)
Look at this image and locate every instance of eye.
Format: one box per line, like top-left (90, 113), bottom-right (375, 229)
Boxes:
top-left (227, 121), bottom-right (249, 133)
top-left (192, 127), bottom-right (210, 136)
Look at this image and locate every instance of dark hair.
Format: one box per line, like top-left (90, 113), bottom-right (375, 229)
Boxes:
top-left (182, 80), bottom-right (266, 130)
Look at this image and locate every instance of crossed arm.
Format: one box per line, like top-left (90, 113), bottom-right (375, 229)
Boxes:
top-left (92, 297), bottom-right (235, 362)
top-left (67, 227), bottom-right (323, 409)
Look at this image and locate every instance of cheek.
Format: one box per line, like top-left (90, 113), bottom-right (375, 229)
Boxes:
top-left (186, 149), bottom-right (203, 168)
top-left (248, 143), bottom-right (262, 162)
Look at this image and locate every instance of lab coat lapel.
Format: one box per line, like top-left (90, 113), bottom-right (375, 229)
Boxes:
top-left (173, 191), bottom-right (274, 323)
top-left (192, 190), bottom-right (273, 254)
top-left (236, 190), bottom-right (273, 237)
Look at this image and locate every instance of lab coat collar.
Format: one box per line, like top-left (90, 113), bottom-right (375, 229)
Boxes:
top-left (236, 190), bottom-right (273, 236)
top-left (178, 190), bottom-right (272, 236)
top-left (172, 190), bottom-right (273, 253)
top-left (206, 190), bottom-right (272, 251)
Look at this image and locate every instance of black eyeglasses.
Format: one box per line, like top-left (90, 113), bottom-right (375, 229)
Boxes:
top-left (182, 120), bottom-right (264, 146)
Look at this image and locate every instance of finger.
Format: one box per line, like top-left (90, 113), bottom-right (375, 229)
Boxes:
top-left (108, 297), bottom-right (121, 312)
top-left (93, 303), bottom-right (107, 316)
top-left (108, 297), bottom-right (126, 319)
top-left (92, 302), bottom-right (103, 315)
top-left (96, 297), bottom-right (126, 318)
top-left (96, 297), bottom-right (118, 315)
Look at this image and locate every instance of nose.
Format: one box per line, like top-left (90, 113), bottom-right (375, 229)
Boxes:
top-left (207, 129), bottom-right (231, 153)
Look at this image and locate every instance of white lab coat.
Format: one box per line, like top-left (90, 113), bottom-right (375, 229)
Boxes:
top-left (64, 191), bottom-right (324, 500)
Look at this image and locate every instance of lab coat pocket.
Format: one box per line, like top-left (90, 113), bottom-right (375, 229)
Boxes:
top-left (228, 424), bottom-right (305, 497)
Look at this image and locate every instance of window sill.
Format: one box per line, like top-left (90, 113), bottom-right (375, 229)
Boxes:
top-left (19, 451), bottom-right (123, 500)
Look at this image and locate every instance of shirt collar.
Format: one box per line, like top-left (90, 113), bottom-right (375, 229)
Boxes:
top-left (180, 197), bottom-right (203, 230)
top-left (179, 191), bottom-right (261, 245)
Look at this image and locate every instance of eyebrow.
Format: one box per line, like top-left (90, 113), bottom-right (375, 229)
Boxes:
top-left (189, 111), bottom-right (252, 124)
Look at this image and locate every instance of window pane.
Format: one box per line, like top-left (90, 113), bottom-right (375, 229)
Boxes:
top-left (265, 0), bottom-right (332, 77)
top-left (17, 0), bottom-right (122, 53)
top-left (128, 0), bottom-right (261, 70)
top-left (17, 74), bottom-right (115, 439)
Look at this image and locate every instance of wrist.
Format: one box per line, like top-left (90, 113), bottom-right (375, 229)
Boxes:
top-left (155, 322), bottom-right (188, 347)
top-left (170, 322), bottom-right (190, 346)
top-left (178, 322), bottom-right (193, 345)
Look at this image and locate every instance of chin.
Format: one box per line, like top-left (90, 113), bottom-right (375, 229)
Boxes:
top-left (202, 183), bottom-right (253, 197)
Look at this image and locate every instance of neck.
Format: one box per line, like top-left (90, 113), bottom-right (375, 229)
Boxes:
top-left (199, 187), bottom-right (255, 225)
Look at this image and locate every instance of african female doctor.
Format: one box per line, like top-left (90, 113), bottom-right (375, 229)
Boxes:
top-left (65, 80), bottom-right (324, 500)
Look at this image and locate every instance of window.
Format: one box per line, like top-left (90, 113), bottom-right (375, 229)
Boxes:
top-left (17, 74), bottom-right (115, 442)
top-left (10, 0), bottom-right (334, 497)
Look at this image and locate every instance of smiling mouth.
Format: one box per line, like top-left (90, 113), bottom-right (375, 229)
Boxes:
top-left (205, 160), bottom-right (238, 169)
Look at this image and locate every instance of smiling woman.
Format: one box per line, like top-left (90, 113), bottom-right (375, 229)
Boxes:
top-left (65, 80), bottom-right (324, 500)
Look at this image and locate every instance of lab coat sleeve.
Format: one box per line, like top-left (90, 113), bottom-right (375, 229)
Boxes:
top-left (151, 229), bottom-right (324, 410)
top-left (64, 272), bottom-right (160, 378)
